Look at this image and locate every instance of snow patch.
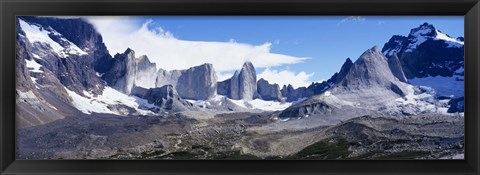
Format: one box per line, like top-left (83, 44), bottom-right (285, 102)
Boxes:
top-left (248, 99), bottom-right (292, 111)
top-left (409, 75), bottom-right (464, 98)
top-left (19, 19), bottom-right (87, 58)
top-left (31, 53), bottom-right (41, 59)
top-left (324, 91), bottom-right (331, 97)
top-left (65, 87), bottom-right (154, 115)
top-left (186, 99), bottom-right (211, 108)
top-left (405, 28), bottom-right (463, 52)
top-left (228, 98), bottom-right (292, 111)
top-left (25, 59), bottom-right (43, 73)
top-left (454, 67), bottom-right (464, 74)
top-left (435, 29), bottom-right (464, 48)
top-left (63, 40), bottom-right (88, 56)
top-left (393, 84), bottom-right (462, 115)
top-left (405, 36), bottom-right (427, 52)
top-left (291, 97), bottom-right (307, 105)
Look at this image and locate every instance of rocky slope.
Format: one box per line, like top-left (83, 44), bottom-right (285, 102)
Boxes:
top-left (131, 85), bottom-right (196, 113)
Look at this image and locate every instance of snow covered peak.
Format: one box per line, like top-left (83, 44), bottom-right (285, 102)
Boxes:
top-left (18, 19), bottom-right (88, 58)
top-left (408, 22), bottom-right (436, 38)
top-left (434, 29), bottom-right (464, 47)
top-left (404, 23), bottom-right (437, 52)
top-left (404, 23), bottom-right (464, 52)
top-left (382, 35), bottom-right (408, 57)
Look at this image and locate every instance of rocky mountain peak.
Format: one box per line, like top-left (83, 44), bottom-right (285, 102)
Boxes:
top-left (344, 57), bottom-right (353, 64)
top-left (279, 46), bottom-right (412, 120)
top-left (334, 45), bottom-right (408, 98)
top-left (336, 58), bottom-right (353, 83)
top-left (103, 48), bottom-right (157, 94)
top-left (356, 45), bottom-right (384, 64)
top-left (381, 35), bottom-right (408, 57)
top-left (218, 61), bottom-right (257, 100)
top-left (242, 61), bottom-right (255, 71)
top-left (237, 61), bottom-right (257, 100)
top-left (382, 23), bottom-right (464, 79)
top-left (123, 48), bottom-right (134, 55)
top-left (409, 22), bottom-right (437, 38)
top-left (257, 78), bottom-right (283, 101)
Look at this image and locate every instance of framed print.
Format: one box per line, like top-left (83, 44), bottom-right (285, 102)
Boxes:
top-left (1, 0), bottom-right (480, 174)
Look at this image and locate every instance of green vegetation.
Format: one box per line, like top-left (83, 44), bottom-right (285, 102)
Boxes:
top-left (210, 150), bottom-right (261, 160)
top-left (348, 151), bottom-right (384, 159)
top-left (288, 139), bottom-right (352, 159)
top-left (135, 139), bottom-right (429, 160)
top-left (377, 151), bottom-right (429, 159)
top-left (140, 150), bottom-right (166, 158)
top-left (160, 151), bottom-right (203, 159)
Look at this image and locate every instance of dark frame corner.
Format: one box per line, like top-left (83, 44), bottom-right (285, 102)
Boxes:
top-left (1, 0), bottom-right (480, 175)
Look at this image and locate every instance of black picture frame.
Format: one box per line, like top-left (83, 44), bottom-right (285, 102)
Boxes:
top-left (1, 0), bottom-right (479, 174)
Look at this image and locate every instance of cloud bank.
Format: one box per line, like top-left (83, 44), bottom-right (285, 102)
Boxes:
top-left (257, 68), bottom-right (314, 88)
top-left (337, 16), bottom-right (366, 26)
top-left (86, 17), bottom-right (308, 73)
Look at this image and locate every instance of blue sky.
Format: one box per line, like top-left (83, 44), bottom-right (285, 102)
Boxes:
top-left (87, 16), bottom-right (463, 87)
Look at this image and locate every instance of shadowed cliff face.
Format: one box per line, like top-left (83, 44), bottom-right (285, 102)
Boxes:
top-left (18, 17), bottom-right (107, 95)
top-left (102, 48), bottom-right (157, 94)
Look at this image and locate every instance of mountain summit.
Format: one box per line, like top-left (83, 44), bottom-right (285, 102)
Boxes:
top-left (217, 61), bottom-right (258, 100)
top-left (382, 23), bottom-right (464, 79)
top-left (279, 46), bottom-right (411, 120)
top-left (333, 46), bottom-right (408, 99)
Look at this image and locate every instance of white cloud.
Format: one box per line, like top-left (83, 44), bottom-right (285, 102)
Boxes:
top-left (337, 16), bottom-right (366, 26)
top-left (216, 72), bottom-right (234, 81)
top-left (257, 68), bottom-right (314, 88)
top-left (85, 17), bottom-right (308, 72)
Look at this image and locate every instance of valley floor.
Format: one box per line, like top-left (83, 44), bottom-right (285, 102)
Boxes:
top-left (16, 109), bottom-right (464, 160)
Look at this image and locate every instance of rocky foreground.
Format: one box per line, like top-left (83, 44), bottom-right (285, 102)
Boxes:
top-left (17, 110), bottom-right (463, 160)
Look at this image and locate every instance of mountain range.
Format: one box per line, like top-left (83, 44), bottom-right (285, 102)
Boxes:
top-left (16, 17), bottom-right (464, 129)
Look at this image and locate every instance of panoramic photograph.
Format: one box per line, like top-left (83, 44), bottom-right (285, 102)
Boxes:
top-left (15, 16), bottom-right (464, 159)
